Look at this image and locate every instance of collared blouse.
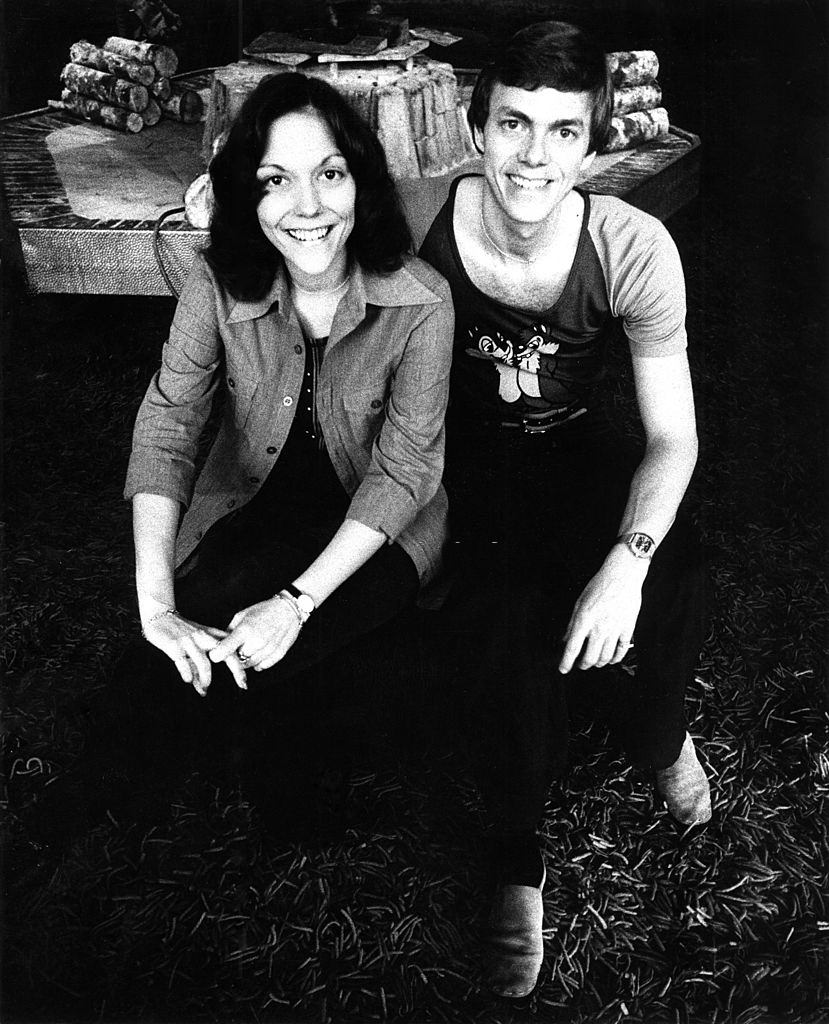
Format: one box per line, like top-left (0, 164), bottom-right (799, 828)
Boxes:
top-left (124, 253), bottom-right (455, 588)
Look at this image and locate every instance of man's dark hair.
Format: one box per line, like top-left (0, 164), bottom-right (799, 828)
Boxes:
top-left (206, 72), bottom-right (412, 301)
top-left (468, 21), bottom-right (612, 155)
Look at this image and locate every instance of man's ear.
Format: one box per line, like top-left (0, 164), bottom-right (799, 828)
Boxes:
top-left (580, 150), bottom-right (597, 174)
top-left (471, 122), bottom-right (485, 156)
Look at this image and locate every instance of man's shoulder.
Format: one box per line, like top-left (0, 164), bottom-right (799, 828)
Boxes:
top-left (584, 192), bottom-right (680, 280)
top-left (399, 170), bottom-right (476, 250)
top-left (586, 192), bottom-right (667, 241)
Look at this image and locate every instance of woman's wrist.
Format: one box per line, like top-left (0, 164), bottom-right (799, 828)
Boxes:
top-left (140, 606), bottom-right (178, 637)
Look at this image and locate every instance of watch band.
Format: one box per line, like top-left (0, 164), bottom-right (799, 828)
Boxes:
top-left (616, 532), bottom-right (656, 559)
top-left (283, 583), bottom-right (315, 622)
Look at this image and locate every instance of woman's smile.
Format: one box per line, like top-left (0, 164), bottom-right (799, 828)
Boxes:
top-left (256, 108), bottom-right (356, 290)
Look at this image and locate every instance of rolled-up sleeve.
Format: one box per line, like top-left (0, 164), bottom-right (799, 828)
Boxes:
top-left (123, 259), bottom-right (223, 507)
top-left (346, 284), bottom-right (454, 540)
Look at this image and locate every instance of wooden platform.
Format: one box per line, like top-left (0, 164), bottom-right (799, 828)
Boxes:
top-left (0, 76), bottom-right (700, 296)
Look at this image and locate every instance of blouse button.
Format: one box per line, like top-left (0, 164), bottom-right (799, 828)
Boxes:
top-left (294, 344), bottom-right (302, 355)
top-left (227, 499), bottom-right (236, 508)
top-left (227, 377), bottom-right (236, 388)
top-left (249, 476), bottom-right (260, 484)
top-left (266, 446), bottom-right (277, 454)
top-left (283, 396), bottom-right (293, 407)
top-left (370, 399), bottom-right (382, 409)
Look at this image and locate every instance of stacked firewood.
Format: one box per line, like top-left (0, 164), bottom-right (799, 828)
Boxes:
top-left (604, 51), bottom-right (669, 152)
top-left (48, 36), bottom-right (202, 133)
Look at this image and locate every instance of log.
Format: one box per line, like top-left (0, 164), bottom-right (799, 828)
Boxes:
top-left (61, 62), bottom-right (149, 112)
top-left (613, 82), bottom-right (662, 116)
top-left (159, 87), bottom-right (203, 123)
top-left (606, 50), bottom-right (659, 88)
top-left (103, 35), bottom-right (178, 77)
top-left (49, 92), bottom-right (143, 132)
top-left (202, 61), bottom-right (276, 164)
top-left (603, 107), bottom-right (669, 152)
top-left (69, 40), bottom-right (156, 85)
top-left (141, 97), bottom-right (162, 126)
top-left (150, 77), bottom-right (172, 101)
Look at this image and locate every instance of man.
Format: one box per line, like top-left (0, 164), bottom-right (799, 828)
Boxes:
top-left (416, 21), bottom-right (711, 999)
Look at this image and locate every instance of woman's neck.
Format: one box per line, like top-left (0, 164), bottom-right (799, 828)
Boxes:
top-left (291, 275), bottom-right (350, 338)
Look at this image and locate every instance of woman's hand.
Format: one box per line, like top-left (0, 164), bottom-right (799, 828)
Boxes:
top-left (209, 596), bottom-right (303, 673)
top-left (142, 610), bottom-right (248, 696)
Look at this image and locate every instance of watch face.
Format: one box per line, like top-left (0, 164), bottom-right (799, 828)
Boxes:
top-left (629, 533), bottom-right (654, 557)
top-left (296, 593), bottom-right (315, 616)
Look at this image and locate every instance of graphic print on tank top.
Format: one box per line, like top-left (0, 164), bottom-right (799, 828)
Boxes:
top-left (466, 317), bottom-right (581, 414)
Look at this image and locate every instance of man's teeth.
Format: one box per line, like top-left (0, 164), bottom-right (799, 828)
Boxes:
top-left (286, 226), bottom-right (331, 241)
top-left (509, 176), bottom-right (549, 190)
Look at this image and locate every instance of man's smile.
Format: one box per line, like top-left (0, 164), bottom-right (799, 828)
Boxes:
top-left (506, 174), bottom-right (554, 190)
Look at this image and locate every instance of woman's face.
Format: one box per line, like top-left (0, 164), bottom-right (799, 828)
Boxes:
top-left (255, 107), bottom-right (356, 289)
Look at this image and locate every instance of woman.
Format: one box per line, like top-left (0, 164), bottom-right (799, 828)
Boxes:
top-left (40, 72), bottom-right (454, 838)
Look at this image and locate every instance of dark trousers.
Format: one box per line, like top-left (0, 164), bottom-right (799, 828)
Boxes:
top-left (441, 420), bottom-right (709, 833)
top-left (82, 508), bottom-right (420, 823)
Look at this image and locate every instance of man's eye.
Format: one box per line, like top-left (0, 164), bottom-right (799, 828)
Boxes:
top-left (558, 128), bottom-right (576, 140)
top-left (502, 119), bottom-right (521, 131)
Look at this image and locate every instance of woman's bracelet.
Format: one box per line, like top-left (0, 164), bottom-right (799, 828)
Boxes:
top-left (275, 591), bottom-right (305, 628)
top-left (141, 606), bottom-right (177, 637)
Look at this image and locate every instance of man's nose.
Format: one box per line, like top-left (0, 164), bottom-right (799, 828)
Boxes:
top-left (520, 130), bottom-right (549, 166)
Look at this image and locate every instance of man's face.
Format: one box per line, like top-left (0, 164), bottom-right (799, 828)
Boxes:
top-left (477, 83), bottom-right (596, 225)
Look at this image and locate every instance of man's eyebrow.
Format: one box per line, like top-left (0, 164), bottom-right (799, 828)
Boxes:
top-left (494, 107), bottom-right (586, 130)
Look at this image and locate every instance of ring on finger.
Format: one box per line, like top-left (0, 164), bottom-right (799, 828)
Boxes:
top-left (616, 639), bottom-right (634, 649)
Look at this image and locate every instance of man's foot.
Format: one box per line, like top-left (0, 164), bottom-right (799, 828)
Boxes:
top-left (485, 866), bottom-right (545, 998)
top-left (655, 732), bottom-right (712, 825)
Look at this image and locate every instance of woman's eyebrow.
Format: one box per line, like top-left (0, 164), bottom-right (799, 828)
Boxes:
top-left (257, 151), bottom-right (346, 172)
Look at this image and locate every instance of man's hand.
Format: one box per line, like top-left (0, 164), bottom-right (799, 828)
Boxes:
top-left (142, 610), bottom-right (248, 695)
top-left (209, 596), bottom-right (303, 674)
top-left (558, 545), bottom-right (649, 673)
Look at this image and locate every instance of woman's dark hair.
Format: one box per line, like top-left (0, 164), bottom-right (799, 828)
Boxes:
top-left (206, 73), bottom-right (413, 300)
top-left (468, 21), bottom-right (612, 155)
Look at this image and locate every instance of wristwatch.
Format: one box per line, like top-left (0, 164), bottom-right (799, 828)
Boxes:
top-left (616, 532), bottom-right (656, 559)
top-left (284, 583), bottom-right (316, 623)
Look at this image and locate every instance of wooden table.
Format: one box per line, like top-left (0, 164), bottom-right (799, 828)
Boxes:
top-left (1, 82), bottom-right (700, 297)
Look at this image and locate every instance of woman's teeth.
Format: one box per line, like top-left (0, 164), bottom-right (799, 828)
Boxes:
top-left (286, 226), bottom-right (332, 242)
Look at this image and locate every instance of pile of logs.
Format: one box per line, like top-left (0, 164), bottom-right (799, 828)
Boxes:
top-left (604, 51), bottom-right (669, 152)
top-left (48, 36), bottom-right (203, 133)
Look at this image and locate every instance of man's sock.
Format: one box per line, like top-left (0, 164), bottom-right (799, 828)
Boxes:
top-left (655, 732), bottom-right (712, 825)
top-left (489, 829), bottom-right (545, 889)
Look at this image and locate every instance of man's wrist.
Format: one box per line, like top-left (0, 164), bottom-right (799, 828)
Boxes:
top-left (615, 531), bottom-right (656, 560)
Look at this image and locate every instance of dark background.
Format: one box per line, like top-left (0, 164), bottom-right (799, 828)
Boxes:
top-left (1, 2), bottom-right (827, 1022)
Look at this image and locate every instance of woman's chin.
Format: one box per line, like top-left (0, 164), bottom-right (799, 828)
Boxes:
top-left (282, 248), bottom-right (348, 287)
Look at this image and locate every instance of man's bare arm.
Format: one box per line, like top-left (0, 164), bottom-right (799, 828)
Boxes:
top-left (558, 351), bottom-right (698, 673)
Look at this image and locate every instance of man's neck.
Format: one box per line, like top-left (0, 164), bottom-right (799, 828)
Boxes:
top-left (480, 187), bottom-right (571, 265)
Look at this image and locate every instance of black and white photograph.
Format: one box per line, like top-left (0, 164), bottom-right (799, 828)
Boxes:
top-left (1, 1), bottom-right (826, 1021)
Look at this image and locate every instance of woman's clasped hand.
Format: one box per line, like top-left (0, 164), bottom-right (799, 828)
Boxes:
top-left (209, 593), bottom-right (305, 676)
top-left (141, 607), bottom-right (249, 694)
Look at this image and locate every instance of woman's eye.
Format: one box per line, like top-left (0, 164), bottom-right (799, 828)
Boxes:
top-left (260, 174), bottom-right (284, 189)
top-left (502, 119), bottom-right (521, 132)
top-left (322, 167), bottom-right (346, 182)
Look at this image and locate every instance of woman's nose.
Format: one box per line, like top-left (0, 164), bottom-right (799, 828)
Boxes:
top-left (293, 178), bottom-right (322, 216)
